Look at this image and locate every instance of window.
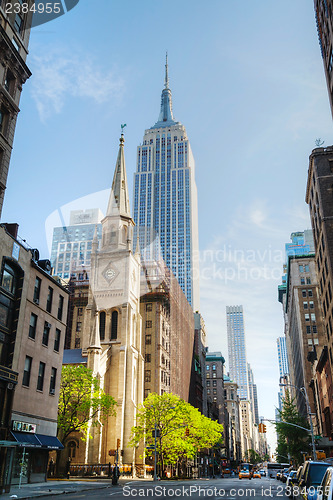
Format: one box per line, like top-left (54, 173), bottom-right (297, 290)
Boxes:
top-left (145, 353), bottom-right (151, 362)
top-left (49, 367), bottom-right (57, 394)
top-left (146, 320), bottom-right (152, 328)
top-left (76, 322), bottom-right (81, 332)
top-left (212, 372), bottom-right (216, 378)
top-left (14, 12), bottom-right (23, 33)
top-left (213, 380), bottom-right (217, 387)
top-left (111, 311), bottom-right (118, 340)
top-left (212, 364), bottom-right (216, 371)
top-left (309, 301), bottom-right (314, 309)
top-left (206, 365), bottom-right (209, 370)
top-left (77, 307), bottom-right (83, 316)
top-left (207, 380), bottom-right (210, 387)
top-left (213, 389), bottom-right (217, 395)
top-left (302, 289), bottom-right (307, 298)
top-left (28, 313), bottom-right (37, 339)
top-left (308, 289), bottom-right (313, 297)
top-left (306, 326), bottom-right (311, 334)
top-left (145, 370), bottom-right (151, 382)
top-left (306, 277), bottom-right (311, 284)
top-left (305, 265), bottom-right (310, 272)
top-left (4, 69), bottom-right (14, 95)
top-left (303, 302), bottom-right (308, 309)
top-left (57, 295), bottom-right (64, 320)
top-left (33, 277), bottom-right (41, 304)
top-left (1, 262), bottom-right (16, 294)
top-left (311, 313), bottom-right (316, 322)
top-left (299, 265), bottom-right (304, 273)
top-left (305, 314), bottom-right (310, 321)
top-left (206, 373), bottom-right (210, 379)
top-left (37, 362), bottom-right (45, 391)
top-left (146, 303), bottom-right (152, 312)
top-left (301, 277), bottom-right (305, 285)
top-left (145, 334), bottom-right (151, 345)
top-left (42, 322), bottom-right (50, 346)
top-left (0, 106), bottom-right (8, 136)
top-left (99, 311), bottom-right (105, 341)
top-left (313, 325), bottom-right (317, 333)
top-left (54, 329), bottom-right (61, 352)
top-left (46, 286), bottom-right (53, 313)
top-left (314, 338), bottom-right (319, 345)
top-left (22, 356), bottom-right (32, 387)
top-left (67, 441), bottom-right (77, 459)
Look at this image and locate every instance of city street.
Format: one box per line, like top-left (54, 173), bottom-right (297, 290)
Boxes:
top-left (47, 477), bottom-right (288, 500)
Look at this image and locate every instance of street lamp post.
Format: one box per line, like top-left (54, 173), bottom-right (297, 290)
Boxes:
top-left (279, 383), bottom-right (316, 460)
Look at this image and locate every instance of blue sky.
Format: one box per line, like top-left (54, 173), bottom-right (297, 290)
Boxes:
top-left (3, 0), bottom-right (333, 451)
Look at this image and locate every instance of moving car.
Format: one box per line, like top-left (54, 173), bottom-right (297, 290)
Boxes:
top-left (239, 469), bottom-right (251, 479)
top-left (253, 471), bottom-right (261, 478)
top-left (259, 469), bottom-right (266, 477)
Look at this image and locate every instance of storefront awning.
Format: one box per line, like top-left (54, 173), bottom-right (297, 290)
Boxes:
top-left (36, 434), bottom-right (64, 450)
top-left (11, 432), bottom-right (64, 450)
top-left (11, 432), bottom-right (41, 447)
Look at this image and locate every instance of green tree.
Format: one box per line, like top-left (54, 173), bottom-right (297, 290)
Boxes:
top-left (244, 449), bottom-right (262, 465)
top-left (275, 391), bottom-right (310, 466)
top-left (130, 393), bottom-right (223, 476)
top-left (57, 365), bottom-right (117, 443)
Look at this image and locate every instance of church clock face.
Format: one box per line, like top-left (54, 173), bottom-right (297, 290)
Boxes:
top-left (105, 268), bottom-right (116, 281)
top-left (101, 262), bottom-right (119, 285)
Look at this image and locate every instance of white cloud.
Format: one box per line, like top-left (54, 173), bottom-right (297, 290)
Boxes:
top-left (30, 50), bottom-right (125, 121)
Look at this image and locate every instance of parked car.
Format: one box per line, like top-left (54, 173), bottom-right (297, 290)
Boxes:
top-left (295, 461), bottom-right (330, 500)
top-left (253, 471), bottom-right (261, 478)
top-left (286, 470), bottom-right (298, 497)
top-left (318, 466), bottom-right (333, 500)
top-left (282, 468), bottom-right (291, 483)
top-left (259, 469), bottom-right (266, 477)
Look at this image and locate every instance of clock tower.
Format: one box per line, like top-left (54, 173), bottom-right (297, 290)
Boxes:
top-left (83, 134), bottom-right (144, 468)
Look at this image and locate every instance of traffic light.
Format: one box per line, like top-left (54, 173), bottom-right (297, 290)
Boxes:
top-left (258, 423), bottom-right (263, 433)
top-left (185, 428), bottom-right (190, 436)
top-left (117, 438), bottom-right (121, 449)
top-left (263, 425), bottom-right (267, 433)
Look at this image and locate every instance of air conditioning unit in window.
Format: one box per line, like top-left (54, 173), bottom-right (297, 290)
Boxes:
top-left (34, 299), bottom-right (39, 305)
top-left (46, 322), bottom-right (52, 329)
top-left (50, 389), bottom-right (55, 395)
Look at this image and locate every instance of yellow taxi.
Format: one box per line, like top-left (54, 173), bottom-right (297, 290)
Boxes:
top-left (239, 469), bottom-right (251, 479)
top-left (252, 471), bottom-right (261, 479)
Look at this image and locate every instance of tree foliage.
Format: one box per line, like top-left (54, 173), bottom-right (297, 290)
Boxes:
top-left (275, 391), bottom-right (310, 466)
top-left (244, 448), bottom-right (263, 465)
top-left (130, 393), bottom-right (223, 469)
top-left (57, 365), bottom-right (117, 443)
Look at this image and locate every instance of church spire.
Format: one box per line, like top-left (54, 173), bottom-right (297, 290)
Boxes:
top-left (105, 134), bottom-right (131, 220)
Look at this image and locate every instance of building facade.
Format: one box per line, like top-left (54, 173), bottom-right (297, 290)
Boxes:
top-left (314, 0), bottom-right (333, 119)
top-left (0, 224), bottom-right (68, 491)
top-left (50, 209), bottom-right (103, 280)
top-left (133, 56), bottom-right (200, 310)
top-left (223, 374), bottom-right (241, 464)
top-left (306, 146), bottom-right (333, 438)
top-left (0, 0), bottom-right (33, 215)
top-left (189, 312), bottom-right (207, 416)
top-left (226, 305), bottom-right (249, 400)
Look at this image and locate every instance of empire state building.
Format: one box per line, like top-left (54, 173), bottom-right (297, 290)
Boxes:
top-left (133, 56), bottom-right (200, 310)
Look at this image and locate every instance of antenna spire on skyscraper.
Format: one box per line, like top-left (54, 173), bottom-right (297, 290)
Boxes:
top-left (165, 51), bottom-right (169, 89)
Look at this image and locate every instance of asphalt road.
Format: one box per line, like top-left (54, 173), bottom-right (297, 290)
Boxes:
top-left (52, 476), bottom-right (289, 499)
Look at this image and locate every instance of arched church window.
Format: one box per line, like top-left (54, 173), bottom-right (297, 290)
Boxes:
top-left (111, 310), bottom-right (118, 340)
top-left (67, 440), bottom-right (77, 458)
top-left (99, 311), bottom-right (106, 341)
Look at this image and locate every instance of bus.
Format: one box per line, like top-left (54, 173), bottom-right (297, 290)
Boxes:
top-left (267, 462), bottom-right (289, 479)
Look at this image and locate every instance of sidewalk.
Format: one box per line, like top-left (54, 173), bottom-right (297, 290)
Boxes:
top-left (0, 478), bottom-right (117, 500)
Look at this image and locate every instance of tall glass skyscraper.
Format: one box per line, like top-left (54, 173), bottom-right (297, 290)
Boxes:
top-left (226, 305), bottom-right (249, 400)
top-left (277, 336), bottom-right (289, 378)
top-left (133, 56), bottom-right (199, 310)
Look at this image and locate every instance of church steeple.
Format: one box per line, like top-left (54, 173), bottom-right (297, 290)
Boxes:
top-left (105, 134), bottom-right (131, 220)
top-left (151, 53), bottom-right (179, 129)
top-left (101, 133), bottom-right (134, 251)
